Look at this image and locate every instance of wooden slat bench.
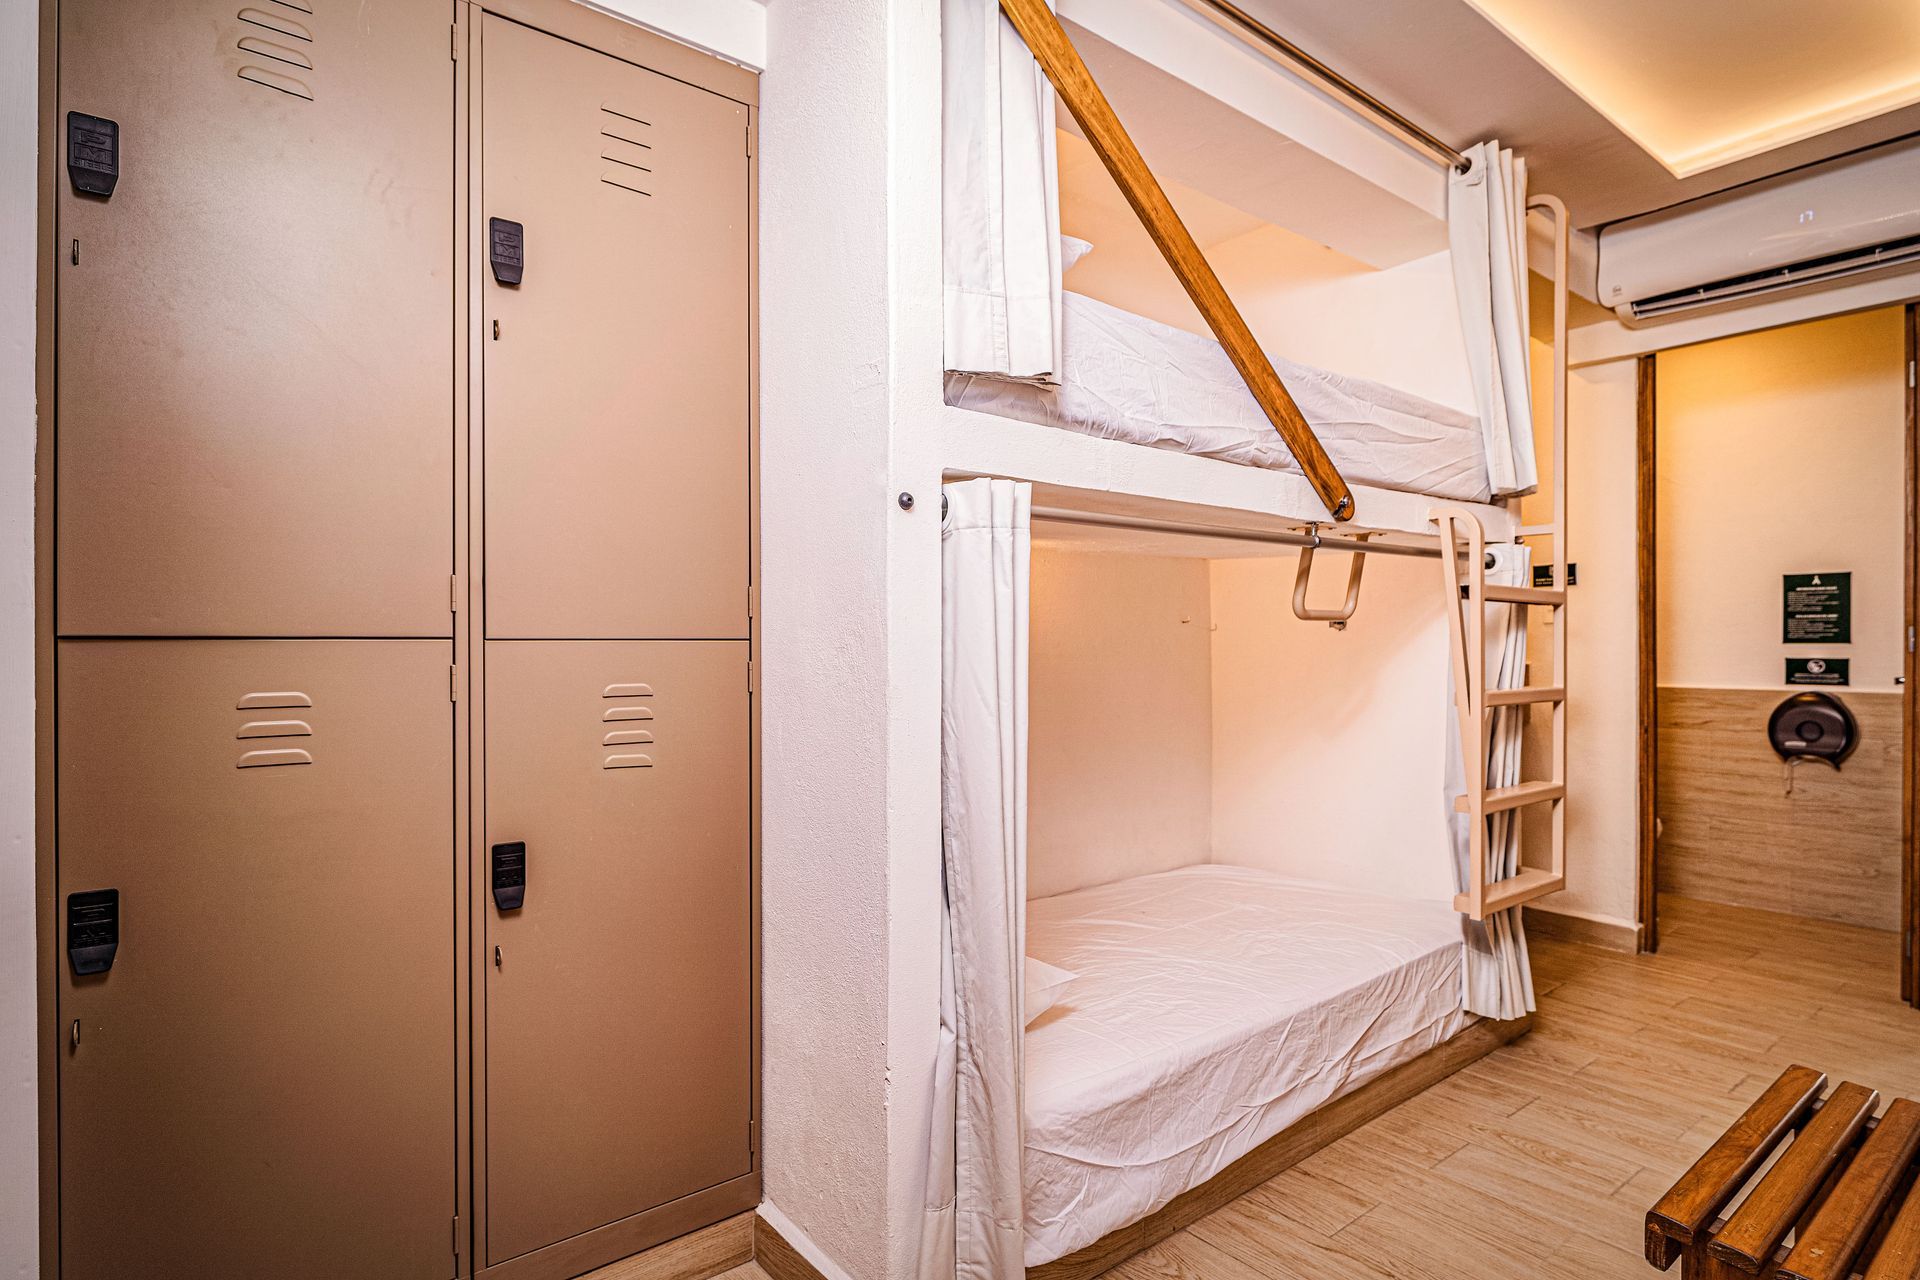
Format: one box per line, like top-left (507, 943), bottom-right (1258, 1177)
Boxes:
top-left (1647, 1065), bottom-right (1920, 1278)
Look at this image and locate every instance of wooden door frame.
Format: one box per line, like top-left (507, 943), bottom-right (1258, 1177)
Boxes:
top-left (1637, 354), bottom-right (1659, 953)
top-left (1904, 302), bottom-right (1917, 1005)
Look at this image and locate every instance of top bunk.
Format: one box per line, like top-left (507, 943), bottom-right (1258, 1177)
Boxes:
top-left (940, 0), bottom-right (1559, 540)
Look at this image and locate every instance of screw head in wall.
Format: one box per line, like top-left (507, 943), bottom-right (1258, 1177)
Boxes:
top-left (898, 492), bottom-right (915, 511)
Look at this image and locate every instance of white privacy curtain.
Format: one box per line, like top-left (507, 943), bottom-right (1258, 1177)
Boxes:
top-left (943, 0), bottom-right (1063, 380)
top-left (923, 479), bottom-right (1031, 1280)
top-left (1444, 543), bottom-right (1537, 1021)
top-left (1448, 141), bottom-right (1538, 497)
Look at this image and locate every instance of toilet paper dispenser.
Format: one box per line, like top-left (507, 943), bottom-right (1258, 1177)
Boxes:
top-left (1766, 691), bottom-right (1858, 769)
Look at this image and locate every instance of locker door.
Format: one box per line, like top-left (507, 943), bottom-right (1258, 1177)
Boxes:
top-left (484, 641), bottom-right (751, 1265)
top-left (482, 15), bottom-right (750, 640)
top-left (57, 640), bottom-right (456, 1280)
top-left (56, 0), bottom-right (453, 637)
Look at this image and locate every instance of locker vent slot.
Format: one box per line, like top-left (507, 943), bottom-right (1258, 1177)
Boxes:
top-left (237, 36), bottom-right (313, 71)
top-left (237, 691), bottom-right (313, 709)
top-left (237, 7), bottom-right (316, 100)
top-left (237, 747), bottom-right (314, 769)
top-left (602, 681), bottom-right (656, 767)
top-left (236, 719), bottom-right (313, 739)
top-left (599, 106), bottom-right (654, 197)
top-left (238, 7), bottom-right (312, 41)
top-left (603, 729), bottom-right (654, 746)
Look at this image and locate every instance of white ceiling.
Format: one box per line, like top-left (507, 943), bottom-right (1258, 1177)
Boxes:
top-left (1461, 0), bottom-right (1920, 177)
top-left (1221, 0), bottom-right (1920, 228)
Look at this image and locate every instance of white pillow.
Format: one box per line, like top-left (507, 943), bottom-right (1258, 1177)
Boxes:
top-left (1060, 235), bottom-right (1094, 273)
top-left (1024, 956), bottom-right (1078, 1026)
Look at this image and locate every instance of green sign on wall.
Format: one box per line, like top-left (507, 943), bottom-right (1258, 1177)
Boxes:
top-left (1783, 572), bottom-right (1850, 644)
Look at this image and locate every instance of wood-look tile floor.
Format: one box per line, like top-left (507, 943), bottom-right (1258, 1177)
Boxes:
top-left (1110, 894), bottom-right (1920, 1280)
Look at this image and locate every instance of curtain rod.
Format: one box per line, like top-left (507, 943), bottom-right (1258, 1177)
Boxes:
top-left (1030, 505), bottom-right (1477, 560)
top-left (1185, 0), bottom-right (1473, 174)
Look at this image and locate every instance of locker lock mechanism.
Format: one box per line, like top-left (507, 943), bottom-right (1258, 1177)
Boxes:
top-left (491, 842), bottom-right (527, 911)
top-left (67, 889), bottom-right (120, 976)
top-left (488, 218), bottom-right (525, 286)
top-left (66, 112), bottom-right (120, 198)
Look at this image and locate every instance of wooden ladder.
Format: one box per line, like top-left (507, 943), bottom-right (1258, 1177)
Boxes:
top-left (1435, 504), bottom-right (1566, 921)
top-left (1436, 195), bottom-right (1571, 924)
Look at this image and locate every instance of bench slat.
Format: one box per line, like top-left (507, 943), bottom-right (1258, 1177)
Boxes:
top-left (1646, 1064), bottom-right (1828, 1268)
top-left (1709, 1080), bottom-right (1879, 1272)
top-left (1866, 1171), bottom-right (1920, 1280)
top-left (1781, 1098), bottom-right (1920, 1280)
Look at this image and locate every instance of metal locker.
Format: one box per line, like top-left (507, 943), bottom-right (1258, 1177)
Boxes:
top-left (56, 640), bottom-right (456, 1280)
top-left (483, 640), bottom-right (751, 1266)
top-left (481, 13), bottom-right (751, 640)
top-left (55, 0), bottom-right (454, 637)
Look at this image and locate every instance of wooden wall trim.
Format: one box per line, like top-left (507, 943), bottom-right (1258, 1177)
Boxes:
top-left (752, 1215), bottom-right (830, 1280)
top-left (1637, 353), bottom-right (1659, 953)
top-left (1523, 905), bottom-right (1639, 953)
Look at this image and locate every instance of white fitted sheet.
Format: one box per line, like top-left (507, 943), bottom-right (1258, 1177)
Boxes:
top-left (1022, 865), bottom-right (1468, 1266)
top-left (946, 291), bottom-right (1493, 503)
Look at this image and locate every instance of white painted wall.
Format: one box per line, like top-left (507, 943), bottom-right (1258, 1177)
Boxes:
top-left (1657, 308), bottom-right (1907, 692)
top-left (1552, 358), bottom-right (1644, 927)
top-left (1028, 546), bottom-right (1213, 900)
top-left (588, 0), bottom-right (767, 69)
top-left (1, 0), bottom-right (37, 1270)
top-left (759, 2), bottom-right (950, 1278)
top-left (1208, 553), bottom-right (1458, 904)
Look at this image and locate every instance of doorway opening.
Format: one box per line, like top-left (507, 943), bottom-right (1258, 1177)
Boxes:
top-left (1636, 304), bottom-right (1919, 1004)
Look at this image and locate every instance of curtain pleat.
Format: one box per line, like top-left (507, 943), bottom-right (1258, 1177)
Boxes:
top-left (1448, 141), bottom-right (1539, 496)
top-left (942, 0), bottom-right (1061, 380)
top-left (924, 479), bottom-right (1031, 1280)
top-left (1446, 543), bottom-right (1538, 1020)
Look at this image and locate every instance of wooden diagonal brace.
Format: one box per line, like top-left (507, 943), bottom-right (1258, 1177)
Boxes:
top-left (998, 0), bottom-right (1357, 521)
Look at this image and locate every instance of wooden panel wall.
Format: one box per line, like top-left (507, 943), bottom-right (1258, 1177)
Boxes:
top-left (1657, 686), bottom-right (1902, 931)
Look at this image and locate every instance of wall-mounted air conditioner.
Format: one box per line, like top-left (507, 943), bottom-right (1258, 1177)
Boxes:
top-left (1596, 136), bottom-right (1920, 323)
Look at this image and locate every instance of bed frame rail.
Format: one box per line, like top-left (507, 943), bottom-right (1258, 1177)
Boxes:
top-left (1438, 194), bottom-right (1572, 922)
top-left (997, 0), bottom-right (1357, 522)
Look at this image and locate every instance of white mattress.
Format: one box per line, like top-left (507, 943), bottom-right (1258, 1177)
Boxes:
top-left (1022, 864), bottom-right (1468, 1266)
top-left (946, 291), bottom-right (1493, 503)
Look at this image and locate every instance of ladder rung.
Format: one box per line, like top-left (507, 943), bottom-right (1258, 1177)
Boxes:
top-left (1486, 686), bottom-right (1565, 707)
top-left (1454, 781), bottom-right (1565, 813)
top-left (1483, 585), bottom-right (1566, 606)
top-left (1453, 868), bottom-right (1565, 917)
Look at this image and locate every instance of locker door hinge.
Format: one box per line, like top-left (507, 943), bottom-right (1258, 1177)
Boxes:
top-left (451, 22), bottom-right (460, 61)
top-left (452, 1214), bottom-right (461, 1275)
top-left (450, 575), bottom-right (460, 614)
top-left (747, 660), bottom-right (755, 694)
top-left (745, 124), bottom-right (752, 158)
top-left (748, 1117), bottom-right (758, 1156)
top-left (450, 666), bottom-right (459, 703)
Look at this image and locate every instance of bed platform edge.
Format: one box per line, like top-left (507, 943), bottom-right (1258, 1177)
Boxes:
top-left (1024, 1013), bottom-right (1534, 1280)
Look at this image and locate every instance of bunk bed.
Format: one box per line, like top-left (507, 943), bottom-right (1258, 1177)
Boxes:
top-left (931, 3), bottom-right (1575, 1278)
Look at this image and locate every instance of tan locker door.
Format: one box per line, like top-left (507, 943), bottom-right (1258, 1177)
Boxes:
top-left (482, 15), bottom-right (750, 640)
top-left (484, 641), bottom-right (751, 1265)
top-left (56, 0), bottom-right (453, 637)
top-left (57, 640), bottom-right (456, 1280)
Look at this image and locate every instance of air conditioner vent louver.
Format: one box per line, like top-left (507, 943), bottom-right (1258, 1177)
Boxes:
top-left (1597, 135), bottom-right (1920, 324)
top-left (1626, 233), bottom-right (1920, 320)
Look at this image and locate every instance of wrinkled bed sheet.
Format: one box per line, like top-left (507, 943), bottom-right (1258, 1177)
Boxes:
top-left (1023, 864), bottom-right (1467, 1265)
top-left (947, 291), bottom-right (1492, 503)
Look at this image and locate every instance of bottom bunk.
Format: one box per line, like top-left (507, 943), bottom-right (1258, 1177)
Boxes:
top-left (1022, 865), bottom-right (1526, 1277)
